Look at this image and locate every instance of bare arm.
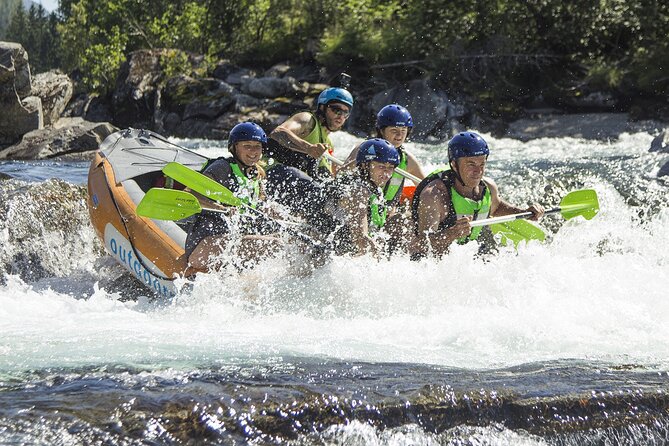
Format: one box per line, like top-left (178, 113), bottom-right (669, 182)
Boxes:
top-left (270, 112), bottom-right (330, 159)
top-left (337, 144), bottom-right (360, 174)
top-left (415, 182), bottom-right (471, 257)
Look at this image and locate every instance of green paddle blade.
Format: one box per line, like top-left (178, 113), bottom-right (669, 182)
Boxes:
top-left (559, 189), bottom-right (600, 220)
top-left (491, 220), bottom-right (546, 246)
top-left (162, 162), bottom-right (243, 207)
top-left (136, 188), bottom-right (203, 221)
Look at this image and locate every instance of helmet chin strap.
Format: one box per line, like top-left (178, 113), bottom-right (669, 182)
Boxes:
top-left (451, 160), bottom-right (465, 186)
top-left (451, 160), bottom-right (478, 198)
top-left (319, 105), bottom-right (336, 132)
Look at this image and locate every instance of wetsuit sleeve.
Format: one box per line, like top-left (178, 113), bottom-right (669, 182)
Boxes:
top-left (202, 159), bottom-right (233, 185)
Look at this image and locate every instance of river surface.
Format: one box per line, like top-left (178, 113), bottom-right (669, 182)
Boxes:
top-left (0, 131), bottom-right (668, 445)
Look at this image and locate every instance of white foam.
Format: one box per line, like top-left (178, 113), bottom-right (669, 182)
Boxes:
top-left (1, 132), bottom-right (667, 373)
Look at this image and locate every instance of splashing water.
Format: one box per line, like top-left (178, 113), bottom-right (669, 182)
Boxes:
top-left (0, 131), bottom-right (668, 444)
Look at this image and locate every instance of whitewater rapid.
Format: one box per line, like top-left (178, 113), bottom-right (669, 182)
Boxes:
top-left (1, 131), bottom-right (668, 374)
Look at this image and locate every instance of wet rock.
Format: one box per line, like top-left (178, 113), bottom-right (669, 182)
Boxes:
top-left (243, 76), bottom-right (300, 99)
top-left (212, 60), bottom-right (241, 81)
top-left (63, 93), bottom-right (114, 123)
top-left (0, 118), bottom-right (118, 160)
top-left (234, 94), bottom-right (266, 113)
top-left (0, 42), bottom-right (43, 147)
top-left (649, 131), bottom-right (669, 153)
top-left (266, 98), bottom-right (309, 116)
top-left (112, 49), bottom-right (167, 128)
top-left (264, 63), bottom-right (292, 78)
top-left (161, 75), bottom-right (234, 115)
top-left (0, 41), bottom-right (31, 98)
top-left (659, 160), bottom-right (669, 177)
top-left (31, 70), bottom-right (74, 126)
top-left (225, 67), bottom-right (255, 86)
top-left (563, 90), bottom-right (618, 110)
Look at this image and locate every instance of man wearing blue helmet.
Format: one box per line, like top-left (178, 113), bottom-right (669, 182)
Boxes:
top-left (267, 86), bottom-right (353, 180)
top-left (185, 122), bottom-right (280, 271)
top-left (345, 104), bottom-right (425, 194)
top-left (312, 138), bottom-right (400, 256)
top-left (410, 131), bottom-right (544, 258)
top-left (342, 104), bottom-right (426, 253)
top-left (263, 86), bottom-right (353, 220)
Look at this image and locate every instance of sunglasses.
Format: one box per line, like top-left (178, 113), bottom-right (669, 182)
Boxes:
top-left (328, 105), bottom-right (351, 117)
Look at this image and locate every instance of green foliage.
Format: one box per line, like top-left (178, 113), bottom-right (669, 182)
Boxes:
top-left (147, 3), bottom-right (208, 53)
top-left (160, 49), bottom-right (191, 79)
top-left (316, 0), bottom-right (406, 71)
top-left (79, 25), bottom-right (128, 92)
top-left (16, 0), bottom-right (666, 116)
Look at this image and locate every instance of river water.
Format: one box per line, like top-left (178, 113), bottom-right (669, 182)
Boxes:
top-left (0, 131), bottom-right (668, 445)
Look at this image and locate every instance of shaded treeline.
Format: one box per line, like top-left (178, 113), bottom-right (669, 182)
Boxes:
top-left (2, 0), bottom-right (669, 119)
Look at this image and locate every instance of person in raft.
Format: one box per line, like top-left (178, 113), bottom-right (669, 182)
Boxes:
top-left (312, 138), bottom-right (401, 256)
top-left (185, 122), bottom-right (279, 271)
top-left (410, 131), bottom-right (545, 259)
top-left (341, 104), bottom-right (426, 254)
top-left (264, 86), bottom-right (353, 219)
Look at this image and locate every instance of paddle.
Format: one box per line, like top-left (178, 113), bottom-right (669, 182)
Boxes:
top-left (157, 162), bottom-right (327, 249)
top-left (470, 189), bottom-right (600, 228)
top-left (162, 162), bottom-right (242, 207)
top-left (490, 219), bottom-right (547, 244)
top-left (136, 188), bottom-right (224, 220)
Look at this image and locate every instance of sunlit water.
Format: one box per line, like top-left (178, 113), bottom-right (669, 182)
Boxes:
top-left (0, 130), bottom-right (668, 444)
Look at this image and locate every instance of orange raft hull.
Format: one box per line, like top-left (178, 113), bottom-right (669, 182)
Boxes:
top-left (87, 150), bottom-right (197, 298)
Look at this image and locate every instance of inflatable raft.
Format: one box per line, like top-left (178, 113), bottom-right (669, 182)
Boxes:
top-left (87, 128), bottom-right (209, 298)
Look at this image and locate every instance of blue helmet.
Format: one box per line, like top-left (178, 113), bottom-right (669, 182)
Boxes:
top-left (228, 122), bottom-right (268, 150)
top-left (317, 87), bottom-right (354, 108)
top-left (356, 138), bottom-right (400, 167)
top-left (376, 104), bottom-right (413, 129)
top-left (447, 131), bottom-right (489, 161)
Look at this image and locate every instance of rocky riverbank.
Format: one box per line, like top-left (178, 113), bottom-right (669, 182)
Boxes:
top-left (1, 41), bottom-right (668, 177)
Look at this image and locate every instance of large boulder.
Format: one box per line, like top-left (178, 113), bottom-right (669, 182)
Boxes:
top-left (63, 93), bottom-right (114, 122)
top-left (371, 79), bottom-right (454, 139)
top-left (0, 118), bottom-right (117, 160)
top-left (31, 70), bottom-right (74, 126)
top-left (0, 96), bottom-right (43, 147)
top-left (243, 76), bottom-right (301, 99)
top-left (112, 49), bottom-right (167, 128)
top-left (659, 160), bottom-right (669, 177)
top-left (157, 75), bottom-right (236, 135)
top-left (0, 42), bottom-right (43, 147)
top-left (0, 41), bottom-right (31, 98)
top-left (650, 130), bottom-right (669, 153)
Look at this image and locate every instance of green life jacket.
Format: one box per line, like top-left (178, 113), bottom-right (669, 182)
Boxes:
top-left (369, 191), bottom-right (387, 229)
top-left (382, 149), bottom-right (408, 202)
top-left (302, 112), bottom-right (334, 175)
top-left (229, 162), bottom-right (261, 209)
top-left (411, 167), bottom-right (490, 242)
top-left (450, 184), bottom-right (491, 242)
